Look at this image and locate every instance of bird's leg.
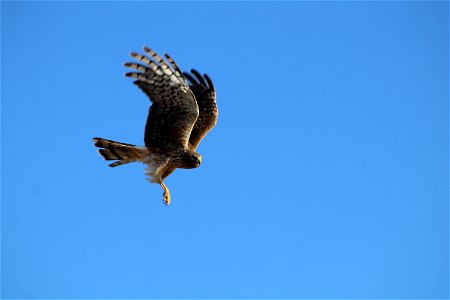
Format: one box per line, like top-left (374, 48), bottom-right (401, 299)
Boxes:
top-left (160, 181), bottom-right (171, 205)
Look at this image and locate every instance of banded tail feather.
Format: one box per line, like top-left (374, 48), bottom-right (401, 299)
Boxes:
top-left (93, 137), bottom-right (149, 167)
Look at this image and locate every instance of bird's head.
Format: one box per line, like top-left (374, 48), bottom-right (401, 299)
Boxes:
top-left (180, 150), bottom-right (202, 169)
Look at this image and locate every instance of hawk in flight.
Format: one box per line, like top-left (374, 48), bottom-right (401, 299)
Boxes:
top-left (93, 46), bottom-right (218, 205)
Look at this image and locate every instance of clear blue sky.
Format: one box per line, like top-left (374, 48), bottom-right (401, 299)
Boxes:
top-left (2, 1), bottom-right (448, 299)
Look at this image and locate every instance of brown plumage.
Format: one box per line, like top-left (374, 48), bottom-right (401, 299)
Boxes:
top-left (93, 46), bottom-right (218, 205)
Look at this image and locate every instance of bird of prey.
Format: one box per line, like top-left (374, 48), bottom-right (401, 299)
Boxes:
top-left (93, 46), bottom-right (218, 205)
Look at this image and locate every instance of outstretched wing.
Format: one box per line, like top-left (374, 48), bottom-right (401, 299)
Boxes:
top-left (124, 46), bottom-right (199, 151)
top-left (183, 69), bottom-right (218, 150)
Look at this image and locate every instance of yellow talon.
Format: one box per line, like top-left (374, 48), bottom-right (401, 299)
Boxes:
top-left (163, 191), bottom-right (171, 205)
top-left (161, 182), bottom-right (171, 205)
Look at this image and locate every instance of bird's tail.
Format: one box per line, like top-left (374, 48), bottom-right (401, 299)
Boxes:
top-left (93, 137), bottom-right (149, 167)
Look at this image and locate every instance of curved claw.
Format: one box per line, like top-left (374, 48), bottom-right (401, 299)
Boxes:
top-left (163, 191), bottom-right (171, 205)
top-left (161, 182), bottom-right (171, 205)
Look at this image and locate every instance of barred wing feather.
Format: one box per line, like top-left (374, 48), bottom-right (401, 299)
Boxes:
top-left (124, 46), bottom-right (199, 151)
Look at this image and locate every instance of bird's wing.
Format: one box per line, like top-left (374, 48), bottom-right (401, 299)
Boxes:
top-left (124, 47), bottom-right (199, 151)
top-left (183, 69), bottom-right (218, 150)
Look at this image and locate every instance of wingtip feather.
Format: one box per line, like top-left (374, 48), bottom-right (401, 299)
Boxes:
top-left (190, 69), bottom-right (207, 85)
top-left (204, 73), bottom-right (215, 91)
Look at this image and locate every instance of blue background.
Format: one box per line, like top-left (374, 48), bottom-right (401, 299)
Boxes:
top-left (2, 1), bottom-right (448, 299)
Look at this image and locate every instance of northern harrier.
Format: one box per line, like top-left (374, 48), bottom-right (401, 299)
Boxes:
top-left (93, 46), bottom-right (218, 205)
